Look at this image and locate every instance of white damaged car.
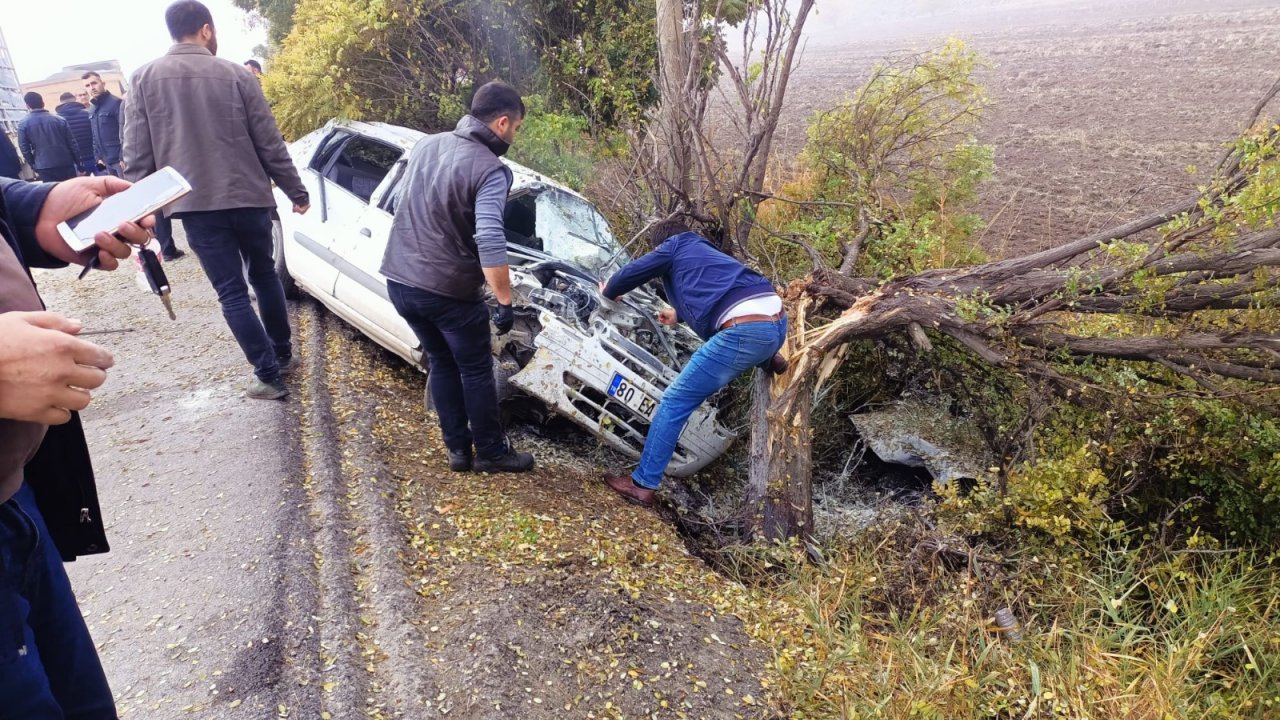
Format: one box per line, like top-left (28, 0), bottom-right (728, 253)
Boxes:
top-left (272, 120), bottom-right (734, 476)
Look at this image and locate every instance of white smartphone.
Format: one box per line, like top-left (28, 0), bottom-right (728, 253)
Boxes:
top-left (56, 166), bottom-right (192, 253)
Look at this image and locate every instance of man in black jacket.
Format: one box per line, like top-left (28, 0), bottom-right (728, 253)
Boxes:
top-left (56, 92), bottom-right (96, 176)
top-left (17, 93), bottom-right (79, 182)
top-left (0, 132), bottom-right (19, 179)
top-left (0, 175), bottom-right (146, 719)
top-left (84, 72), bottom-right (124, 176)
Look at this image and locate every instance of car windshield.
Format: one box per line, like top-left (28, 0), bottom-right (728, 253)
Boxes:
top-left (530, 187), bottom-right (628, 274)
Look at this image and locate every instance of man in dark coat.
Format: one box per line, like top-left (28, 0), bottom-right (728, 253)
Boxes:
top-left (0, 132), bottom-right (19, 179)
top-left (56, 92), bottom-right (96, 176)
top-left (83, 72), bottom-right (124, 176)
top-left (0, 174), bottom-right (147, 719)
top-left (17, 93), bottom-right (79, 182)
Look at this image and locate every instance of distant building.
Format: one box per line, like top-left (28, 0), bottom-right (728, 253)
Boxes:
top-left (0, 26), bottom-right (25, 135)
top-left (22, 59), bottom-right (127, 112)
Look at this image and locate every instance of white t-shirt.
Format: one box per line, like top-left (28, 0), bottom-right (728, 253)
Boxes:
top-left (715, 294), bottom-right (783, 328)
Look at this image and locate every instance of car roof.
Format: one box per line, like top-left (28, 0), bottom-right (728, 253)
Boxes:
top-left (328, 119), bottom-right (575, 197)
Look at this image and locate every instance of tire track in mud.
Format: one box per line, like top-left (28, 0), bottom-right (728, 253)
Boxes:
top-left (297, 299), bottom-right (443, 717)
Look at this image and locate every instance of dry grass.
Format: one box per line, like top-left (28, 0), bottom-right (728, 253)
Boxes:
top-left (717, 515), bottom-right (1280, 719)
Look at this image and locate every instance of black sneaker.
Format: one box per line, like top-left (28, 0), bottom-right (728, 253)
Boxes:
top-left (473, 447), bottom-right (535, 474)
top-left (162, 249), bottom-right (186, 261)
top-left (448, 450), bottom-right (473, 472)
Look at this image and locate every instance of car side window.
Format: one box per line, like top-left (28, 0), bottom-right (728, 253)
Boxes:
top-left (323, 136), bottom-right (401, 204)
top-left (377, 160), bottom-right (407, 215)
top-left (309, 130), bottom-right (350, 173)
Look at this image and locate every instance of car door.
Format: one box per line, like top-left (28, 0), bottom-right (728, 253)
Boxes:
top-left (325, 137), bottom-right (422, 363)
top-left (280, 127), bottom-right (351, 299)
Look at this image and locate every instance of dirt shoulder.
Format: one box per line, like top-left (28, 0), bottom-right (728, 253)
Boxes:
top-left (303, 302), bottom-right (782, 718)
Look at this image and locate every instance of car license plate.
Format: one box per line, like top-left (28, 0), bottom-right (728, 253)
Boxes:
top-left (607, 373), bottom-right (657, 420)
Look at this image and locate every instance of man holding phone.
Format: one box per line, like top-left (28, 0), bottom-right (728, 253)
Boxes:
top-left (0, 174), bottom-right (149, 719)
top-left (123, 0), bottom-right (309, 400)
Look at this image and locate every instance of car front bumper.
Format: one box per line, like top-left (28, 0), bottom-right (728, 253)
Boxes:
top-left (508, 311), bottom-right (735, 477)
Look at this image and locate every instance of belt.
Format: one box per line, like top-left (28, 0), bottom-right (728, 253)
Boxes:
top-left (720, 311), bottom-right (784, 330)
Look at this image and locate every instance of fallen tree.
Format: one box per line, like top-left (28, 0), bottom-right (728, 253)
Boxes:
top-left (746, 77), bottom-right (1280, 539)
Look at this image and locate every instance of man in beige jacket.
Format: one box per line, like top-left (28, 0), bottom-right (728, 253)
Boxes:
top-left (123, 0), bottom-right (310, 400)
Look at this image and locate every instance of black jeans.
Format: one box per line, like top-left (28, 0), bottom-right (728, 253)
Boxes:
top-left (152, 211), bottom-right (178, 257)
top-left (387, 280), bottom-right (506, 460)
top-left (36, 166), bottom-right (76, 182)
top-left (181, 208), bottom-right (291, 383)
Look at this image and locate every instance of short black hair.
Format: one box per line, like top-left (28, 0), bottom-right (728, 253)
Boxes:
top-left (166, 0), bottom-right (214, 41)
top-left (469, 81), bottom-right (525, 124)
top-left (59, 91), bottom-right (76, 102)
top-left (81, 71), bottom-right (101, 82)
top-left (24, 92), bottom-right (44, 110)
top-left (244, 59), bottom-right (262, 71)
top-left (647, 219), bottom-right (694, 248)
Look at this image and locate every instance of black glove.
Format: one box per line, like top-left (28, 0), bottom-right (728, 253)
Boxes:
top-left (491, 302), bottom-right (514, 335)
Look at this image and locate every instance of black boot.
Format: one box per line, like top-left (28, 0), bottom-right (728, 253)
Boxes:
top-left (448, 450), bottom-right (473, 472)
top-left (474, 446), bottom-right (535, 473)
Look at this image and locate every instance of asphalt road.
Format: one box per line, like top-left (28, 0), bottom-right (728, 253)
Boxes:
top-left (33, 229), bottom-right (323, 718)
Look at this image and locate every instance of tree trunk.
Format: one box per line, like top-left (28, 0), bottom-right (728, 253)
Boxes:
top-left (654, 0), bottom-right (692, 202)
top-left (747, 368), bottom-right (814, 540)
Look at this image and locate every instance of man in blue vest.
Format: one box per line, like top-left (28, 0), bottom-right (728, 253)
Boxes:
top-left (600, 221), bottom-right (788, 507)
top-left (381, 81), bottom-right (535, 475)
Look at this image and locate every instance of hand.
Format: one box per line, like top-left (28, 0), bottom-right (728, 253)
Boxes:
top-left (0, 312), bottom-right (114, 425)
top-left (34, 176), bottom-right (153, 269)
top-left (293, 203), bottom-right (310, 215)
top-left (598, 279), bottom-right (619, 300)
top-left (657, 307), bottom-right (678, 326)
top-left (491, 302), bottom-right (514, 335)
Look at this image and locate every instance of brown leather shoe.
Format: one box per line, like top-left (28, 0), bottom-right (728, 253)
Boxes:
top-left (767, 353), bottom-right (789, 374)
top-left (602, 473), bottom-right (655, 508)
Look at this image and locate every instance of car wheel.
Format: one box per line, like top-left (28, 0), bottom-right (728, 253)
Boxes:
top-left (272, 218), bottom-right (300, 300)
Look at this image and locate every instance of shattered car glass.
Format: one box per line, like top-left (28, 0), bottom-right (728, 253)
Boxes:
top-left (272, 120), bottom-right (734, 476)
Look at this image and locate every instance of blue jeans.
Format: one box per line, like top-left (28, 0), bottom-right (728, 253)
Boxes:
top-left (388, 280), bottom-right (507, 460)
top-left (181, 208), bottom-right (291, 383)
top-left (0, 484), bottom-right (116, 719)
top-left (633, 316), bottom-right (787, 489)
